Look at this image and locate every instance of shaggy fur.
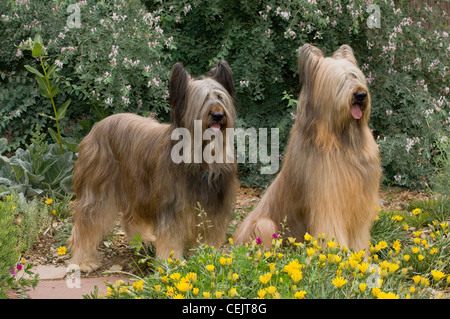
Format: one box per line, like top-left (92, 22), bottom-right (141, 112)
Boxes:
top-left (69, 61), bottom-right (238, 272)
top-left (233, 44), bottom-right (381, 252)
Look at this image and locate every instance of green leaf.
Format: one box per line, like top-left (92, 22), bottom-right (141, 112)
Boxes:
top-left (57, 99), bottom-right (71, 120)
top-left (31, 42), bottom-right (43, 57)
top-left (24, 65), bottom-right (44, 78)
top-left (47, 64), bottom-right (57, 79)
top-left (39, 113), bottom-right (56, 121)
top-left (48, 128), bottom-right (60, 145)
top-left (35, 76), bottom-right (51, 98)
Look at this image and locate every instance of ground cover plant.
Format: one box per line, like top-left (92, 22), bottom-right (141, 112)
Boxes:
top-left (92, 198), bottom-right (449, 299)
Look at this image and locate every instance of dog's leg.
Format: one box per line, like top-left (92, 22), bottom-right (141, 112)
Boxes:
top-left (154, 233), bottom-right (184, 260)
top-left (69, 196), bottom-right (118, 272)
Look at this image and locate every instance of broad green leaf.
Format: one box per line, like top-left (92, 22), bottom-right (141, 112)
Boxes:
top-left (24, 65), bottom-right (44, 78)
top-left (57, 99), bottom-right (71, 120)
top-left (31, 42), bottom-right (43, 57)
top-left (36, 76), bottom-right (51, 98)
top-left (47, 64), bottom-right (57, 79)
top-left (48, 128), bottom-right (60, 145)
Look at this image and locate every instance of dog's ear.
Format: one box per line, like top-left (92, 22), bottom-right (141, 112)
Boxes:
top-left (297, 44), bottom-right (324, 89)
top-left (208, 60), bottom-right (234, 98)
top-left (333, 44), bottom-right (358, 66)
top-left (169, 62), bottom-right (190, 127)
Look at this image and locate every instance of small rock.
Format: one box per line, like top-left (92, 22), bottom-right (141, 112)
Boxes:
top-left (109, 264), bottom-right (123, 272)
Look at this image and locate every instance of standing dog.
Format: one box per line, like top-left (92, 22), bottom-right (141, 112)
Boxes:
top-left (69, 61), bottom-right (238, 272)
top-left (234, 44), bottom-right (381, 252)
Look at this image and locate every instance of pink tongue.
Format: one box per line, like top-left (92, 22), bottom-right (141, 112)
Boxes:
top-left (209, 123), bottom-right (221, 131)
top-left (351, 104), bottom-right (362, 120)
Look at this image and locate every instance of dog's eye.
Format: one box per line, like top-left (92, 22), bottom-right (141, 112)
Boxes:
top-left (217, 94), bottom-right (223, 101)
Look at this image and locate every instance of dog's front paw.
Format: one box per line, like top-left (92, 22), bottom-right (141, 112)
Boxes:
top-left (68, 258), bottom-right (101, 273)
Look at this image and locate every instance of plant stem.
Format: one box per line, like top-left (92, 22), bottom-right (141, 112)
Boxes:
top-left (39, 56), bottom-right (63, 155)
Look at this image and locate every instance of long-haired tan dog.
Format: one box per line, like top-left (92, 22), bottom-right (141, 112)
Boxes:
top-left (234, 44), bottom-right (381, 252)
top-left (69, 61), bottom-right (238, 272)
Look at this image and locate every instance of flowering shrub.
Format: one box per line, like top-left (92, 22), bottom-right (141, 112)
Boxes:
top-left (0, 0), bottom-right (172, 150)
top-left (96, 204), bottom-right (449, 299)
top-left (1, 0), bottom-right (448, 189)
top-left (0, 195), bottom-right (39, 298)
top-left (153, 0), bottom-right (448, 189)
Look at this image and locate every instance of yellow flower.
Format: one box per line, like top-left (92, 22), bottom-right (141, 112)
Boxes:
top-left (259, 272), bottom-right (272, 285)
top-left (377, 241), bottom-right (388, 250)
top-left (307, 247), bottom-right (315, 257)
top-left (228, 237), bottom-right (233, 245)
top-left (331, 276), bottom-right (348, 288)
top-left (412, 275), bottom-right (422, 285)
top-left (57, 246), bottom-right (67, 256)
top-left (228, 287), bottom-right (237, 297)
top-left (420, 277), bottom-right (430, 287)
top-left (206, 264), bottom-right (215, 272)
top-left (413, 230), bottom-right (422, 237)
top-left (173, 293), bottom-right (185, 299)
top-left (257, 289), bottom-right (266, 299)
top-left (232, 273), bottom-right (239, 282)
top-left (219, 257), bottom-right (227, 266)
top-left (215, 291), bottom-right (224, 299)
top-left (391, 215), bottom-right (403, 222)
top-left (429, 248), bottom-right (438, 255)
top-left (192, 288), bottom-right (199, 296)
top-left (392, 240), bottom-right (401, 253)
top-left (388, 263), bottom-right (400, 274)
top-left (132, 280), bottom-right (144, 292)
top-left (418, 254), bottom-right (424, 261)
top-left (170, 273), bottom-right (181, 282)
top-left (377, 292), bottom-right (399, 299)
top-left (409, 286), bottom-right (415, 293)
top-left (327, 240), bottom-right (336, 250)
top-left (403, 254), bottom-right (410, 261)
top-left (372, 287), bottom-right (381, 298)
top-left (185, 272), bottom-right (197, 283)
top-left (269, 263), bottom-right (276, 273)
top-left (267, 286), bottom-right (276, 295)
top-left (412, 208), bottom-right (421, 215)
top-left (290, 269), bottom-right (303, 283)
top-left (431, 270), bottom-right (446, 282)
top-left (359, 283), bottom-right (367, 292)
top-left (357, 262), bottom-right (369, 274)
top-left (294, 291), bottom-right (307, 299)
top-left (304, 233), bottom-right (313, 241)
top-left (412, 247), bottom-right (419, 254)
top-left (175, 281), bottom-right (192, 293)
top-left (202, 291), bottom-right (210, 298)
top-left (52, 209), bottom-right (56, 215)
top-left (45, 198), bottom-right (53, 205)
top-left (154, 285), bottom-right (161, 292)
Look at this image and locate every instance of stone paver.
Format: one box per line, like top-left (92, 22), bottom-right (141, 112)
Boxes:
top-left (26, 276), bottom-right (129, 299)
top-left (22, 265), bottom-right (131, 299)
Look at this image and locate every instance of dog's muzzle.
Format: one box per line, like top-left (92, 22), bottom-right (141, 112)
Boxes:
top-left (350, 90), bottom-right (367, 120)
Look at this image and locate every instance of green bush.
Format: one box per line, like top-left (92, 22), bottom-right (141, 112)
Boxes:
top-left (0, 0), bottom-right (172, 150)
top-left (0, 130), bottom-right (74, 199)
top-left (0, 195), bottom-right (21, 298)
top-left (150, 0), bottom-right (448, 188)
top-left (1, 0), bottom-right (448, 189)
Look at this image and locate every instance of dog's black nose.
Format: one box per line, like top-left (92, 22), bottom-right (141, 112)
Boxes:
top-left (211, 112), bottom-right (224, 122)
top-left (354, 91), bottom-right (367, 102)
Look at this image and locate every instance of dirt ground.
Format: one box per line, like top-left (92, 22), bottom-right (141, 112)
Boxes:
top-left (22, 186), bottom-right (432, 279)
